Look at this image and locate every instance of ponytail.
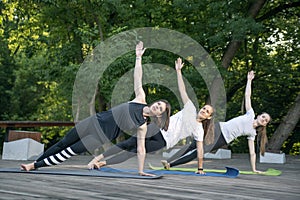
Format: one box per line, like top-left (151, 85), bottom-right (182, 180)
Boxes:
top-left (256, 112), bottom-right (271, 155)
top-left (203, 118), bottom-right (215, 145)
top-left (256, 126), bottom-right (268, 155)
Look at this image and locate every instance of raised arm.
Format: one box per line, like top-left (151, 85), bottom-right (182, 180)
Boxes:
top-left (132, 42), bottom-right (154, 176)
top-left (245, 71), bottom-right (255, 112)
top-left (175, 58), bottom-right (190, 105)
top-left (132, 41), bottom-right (146, 104)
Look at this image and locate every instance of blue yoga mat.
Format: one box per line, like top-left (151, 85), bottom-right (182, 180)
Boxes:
top-left (0, 168), bottom-right (162, 179)
top-left (0, 166), bottom-right (238, 178)
top-left (100, 166), bottom-right (239, 178)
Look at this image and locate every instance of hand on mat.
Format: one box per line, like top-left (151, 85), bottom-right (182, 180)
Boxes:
top-left (195, 169), bottom-right (206, 175)
top-left (139, 171), bottom-right (156, 177)
top-left (95, 161), bottom-right (106, 169)
top-left (88, 161), bottom-right (106, 169)
top-left (253, 170), bottom-right (265, 174)
top-left (87, 158), bottom-right (98, 169)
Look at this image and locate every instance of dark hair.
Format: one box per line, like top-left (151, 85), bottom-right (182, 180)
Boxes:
top-left (202, 105), bottom-right (215, 145)
top-left (149, 99), bottom-right (171, 131)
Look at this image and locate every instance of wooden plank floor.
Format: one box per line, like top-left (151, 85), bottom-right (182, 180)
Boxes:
top-left (0, 153), bottom-right (299, 200)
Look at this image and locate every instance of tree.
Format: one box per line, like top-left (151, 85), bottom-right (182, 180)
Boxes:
top-left (204, 0), bottom-right (300, 153)
top-left (268, 94), bottom-right (300, 152)
top-left (0, 0), bottom-right (299, 154)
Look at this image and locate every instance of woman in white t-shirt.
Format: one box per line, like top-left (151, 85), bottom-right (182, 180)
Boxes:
top-left (88, 58), bottom-right (214, 174)
top-left (162, 71), bottom-right (271, 173)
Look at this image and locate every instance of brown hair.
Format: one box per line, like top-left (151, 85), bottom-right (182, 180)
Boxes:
top-left (203, 118), bottom-right (215, 145)
top-left (149, 99), bottom-right (171, 131)
top-left (256, 126), bottom-right (268, 155)
top-left (202, 105), bottom-right (215, 145)
top-left (256, 112), bottom-right (271, 155)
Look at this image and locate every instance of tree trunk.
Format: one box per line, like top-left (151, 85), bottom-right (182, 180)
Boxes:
top-left (208, 0), bottom-right (267, 105)
top-left (268, 93), bottom-right (300, 151)
top-left (221, 0), bottom-right (266, 69)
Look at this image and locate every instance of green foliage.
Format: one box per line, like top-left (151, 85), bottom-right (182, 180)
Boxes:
top-left (0, 0), bottom-right (299, 154)
top-left (229, 136), bottom-right (249, 154)
top-left (290, 142), bottom-right (300, 155)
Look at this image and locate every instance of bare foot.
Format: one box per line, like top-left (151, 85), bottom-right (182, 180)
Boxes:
top-left (161, 160), bottom-right (170, 170)
top-left (88, 160), bottom-right (106, 169)
top-left (87, 158), bottom-right (98, 169)
top-left (21, 163), bottom-right (35, 171)
top-left (94, 161), bottom-right (106, 169)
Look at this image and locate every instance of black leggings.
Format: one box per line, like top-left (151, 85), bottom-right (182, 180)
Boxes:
top-left (103, 131), bottom-right (166, 165)
top-left (34, 116), bottom-right (106, 169)
top-left (168, 122), bottom-right (227, 167)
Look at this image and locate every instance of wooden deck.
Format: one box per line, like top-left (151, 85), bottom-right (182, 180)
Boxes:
top-left (0, 153), bottom-right (299, 200)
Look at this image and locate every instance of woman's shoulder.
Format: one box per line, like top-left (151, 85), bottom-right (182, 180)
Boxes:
top-left (246, 108), bottom-right (255, 115)
top-left (183, 99), bottom-right (196, 109)
top-left (129, 100), bottom-right (147, 105)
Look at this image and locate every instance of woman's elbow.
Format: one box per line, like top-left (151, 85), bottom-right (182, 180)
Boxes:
top-left (249, 152), bottom-right (256, 157)
top-left (137, 147), bottom-right (146, 156)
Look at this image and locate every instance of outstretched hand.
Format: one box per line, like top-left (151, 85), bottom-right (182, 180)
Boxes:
top-left (175, 57), bottom-right (184, 71)
top-left (247, 70), bottom-right (255, 80)
top-left (136, 41), bottom-right (146, 57)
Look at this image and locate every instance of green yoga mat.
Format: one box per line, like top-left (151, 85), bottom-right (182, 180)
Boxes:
top-left (148, 163), bottom-right (281, 176)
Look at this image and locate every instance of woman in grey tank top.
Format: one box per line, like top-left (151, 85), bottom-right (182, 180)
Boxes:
top-left (21, 42), bottom-right (171, 176)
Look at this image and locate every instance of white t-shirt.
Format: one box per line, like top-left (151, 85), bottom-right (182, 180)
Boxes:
top-left (219, 108), bottom-right (256, 144)
top-left (161, 100), bottom-right (204, 149)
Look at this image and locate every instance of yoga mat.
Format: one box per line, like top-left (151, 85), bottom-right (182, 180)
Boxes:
top-left (149, 164), bottom-right (281, 176)
top-left (0, 168), bottom-right (162, 179)
top-left (101, 166), bottom-right (239, 178)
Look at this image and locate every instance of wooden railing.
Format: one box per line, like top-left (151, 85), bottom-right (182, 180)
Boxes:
top-left (0, 121), bottom-right (75, 142)
top-left (0, 121), bottom-right (75, 128)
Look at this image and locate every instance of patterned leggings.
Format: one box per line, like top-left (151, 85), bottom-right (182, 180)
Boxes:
top-left (34, 116), bottom-right (106, 169)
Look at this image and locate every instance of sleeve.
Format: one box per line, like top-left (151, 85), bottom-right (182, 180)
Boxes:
top-left (246, 108), bottom-right (255, 118)
top-left (183, 100), bottom-right (194, 111)
top-left (193, 124), bottom-right (204, 142)
top-left (247, 135), bottom-right (256, 141)
top-left (182, 100), bottom-right (197, 118)
top-left (247, 108), bottom-right (256, 140)
top-left (182, 100), bottom-right (198, 133)
top-left (182, 100), bottom-right (204, 141)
